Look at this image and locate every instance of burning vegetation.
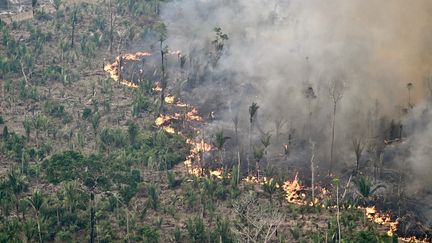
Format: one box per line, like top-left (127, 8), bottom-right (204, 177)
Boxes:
top-left (103, 49), bottom-right (431, 242)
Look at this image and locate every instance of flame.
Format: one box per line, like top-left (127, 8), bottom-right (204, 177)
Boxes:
top-left (122, 51), bottom-right (152, 61)
top-left (165, 95), bottom-right (176, 104)
top-left (187, 108), bottom-right (203, 121)
top-left (282, 173), bottom-right (306, 205)
top-left (209, 168), bottom-right (224, 179)
top-left (105, 51), bottom-right (426, 242)
top-left (103, 51), bottom-right (152, 88)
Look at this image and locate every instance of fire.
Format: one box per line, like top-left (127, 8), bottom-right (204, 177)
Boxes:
top-left (165, 95), bottom-right (176, 104)
top-left (187, 108), bottom-right (203, 121)
top-left (209, 168), bottom-right (224, 179)
top-left (282, 173), bottom-right (306, 205)
top-left (122, 51), bottom-right (152, 61)
top-left (103, 51), bottom-right (152, 88)
top-left (104, 51), bottom-right (426, 242)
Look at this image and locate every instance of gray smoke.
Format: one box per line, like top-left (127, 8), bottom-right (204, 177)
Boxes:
top-left (161, 0), bottom-right (432, 188)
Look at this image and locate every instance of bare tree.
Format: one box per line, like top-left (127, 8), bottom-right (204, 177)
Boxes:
top-left (232, 114), bottom-right (241, 183)
top-left (352, 135), bottom-right (365, 172)
top-left (332, 178), bottom-right (341, 243)
top-left (310, 140), bottom-right (316, 203)
top-left (274, 117), bottom-right (286, 143)
top-left (305, 86), bottom-right (317, 140)
top-left (248, 102), bottom-right (259, 174)
top-left (407, 82), bottom-right (413, 109)
top-left (232, 192), bottom-right (284, 243)
top-left (328, 80), bottom-right (344, 174)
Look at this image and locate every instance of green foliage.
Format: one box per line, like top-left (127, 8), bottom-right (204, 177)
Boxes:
top-left (174, 226), bottom-right (182, 243)
top-left (127, 121), bottom-right (139, 145)
top-left (43, 151), bottom-right (84, 184)
top-left (99, 128), bottom-right (127, 151)
top-left (35, 10), bottom-right (52, 21)
top-left (249, 102), bottom-right (259, 124)
top-left (186, 217), bottom-right (206, 243)
top-left (43, 100), bottom-right (65, 118)
top-left (0, 116), bottom-right (4, 124)
top-left (167, 170), bottom-right (181, 189)
top-left (211, 218), bottom-right (235, 243)
top-left (262, 177), bottom-right (279, 203)
top-left (119, 184), bottom-right (137, 206)
top-left (132, 92), bottom-right (150, 117)
top-left (355, 176), bottom-right (385, 201)
top-left (139, 225), bottom-right (160, 243)
top-left (213, 131), bottom-right (230, 151)
top-left (184, 185), bottom-right (197, 210)
top-left (290, 225), bottom-right (301, 240)
top-left (147, 183), bottom-right (159, 210)
top-left (82, 107), bottom-right (92, 120)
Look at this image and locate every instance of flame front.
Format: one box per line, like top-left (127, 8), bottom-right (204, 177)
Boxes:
top-left (104, 51), bottom-right (426, 243)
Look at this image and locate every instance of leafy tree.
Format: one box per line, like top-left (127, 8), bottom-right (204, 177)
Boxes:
top-left (23, 218), bottom-right (37, 242)
top-left (213, 218), bottom-right (235, 243)
top-left (213, 131), bottom-right (230, 165)
top-left (139, 225), bottom-right (160, 243)
top-left (70, 5), bottom-right (78, 48)
top-left (43, 150), bottom-right (85, 184)
top-left (82, 107), bottom-right (92, 120)
top-left (91, 112), bottom-right (101, 137)
top-left (32, 113), bottom-right (49, 140)
top-left (262, 177), bottom-right (279, 204)
top-left (127, 121), bottom-right (138, 145)
top-left (253, 147), bottom-right (264, 178)
top-left (23, 117), bottom-right (32, 142)
top-left (186, 217), bottom-right (206, 243)
top-left (147, 183), bottom-right (159, 210)
top-left (27, 190), bottom-right (45, 243)
top-left (32, 0), bottom-right (38, 15)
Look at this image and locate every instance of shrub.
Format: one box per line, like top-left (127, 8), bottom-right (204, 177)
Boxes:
top-left (186, 217), bottom-right (206, 243)
top-left (82, 108), bottom-right (92, 120)
top-left (147, 183), bottom-right (159, 210)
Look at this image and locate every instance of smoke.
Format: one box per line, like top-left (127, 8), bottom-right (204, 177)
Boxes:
top-left (160, 0), bottom-right (432, 182)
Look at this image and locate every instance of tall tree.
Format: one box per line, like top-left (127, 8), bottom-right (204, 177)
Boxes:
top-left (70, 5), bottom-right (78, 48)
top-left (328, 80), bottom-right (344, 174)
top-left (305, 86), bottom-right (316, 140)
top-left (352, 136), bottom-right (365, 172)
top-left (248, 102), bottom-right (259, 174)
top-left (407, 82), bottom-right (413, 108)
top-left (212, 131), bottom-right (230, 166)
top-left (27, 190), bottom-right (44, 243)
top-left (158, 40), bottom-right (168, 115)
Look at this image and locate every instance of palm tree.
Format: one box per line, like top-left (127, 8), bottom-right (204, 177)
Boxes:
top-left (28, 190), bottom-right (44, 243)
top-left (7, 171), bottom-right (28, 219)
top-left (23, 218), bottom-right (37, 242)
top-left (305, 86), bottom-right (316, 139)
top-left (248, 102), bottom-right (259, 174)
top-left (355, 176), bottom-right (385, 204)
top-left (212, 131), bottom-right (230, 166)
top-left (262, 178), bottom-right (278, 204)
top-left (260, 132), bottom-right (271, 165)
top-left (23, 117), bottom-right (32, 142)
top-left (352, 136), bottom-right (365, 172)
top-left (70, 5), bottom-right (78, 48)
top-left (61, 181), bottom-right (78, 213)
top-left (253, 147), bottom-right (264, 179)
